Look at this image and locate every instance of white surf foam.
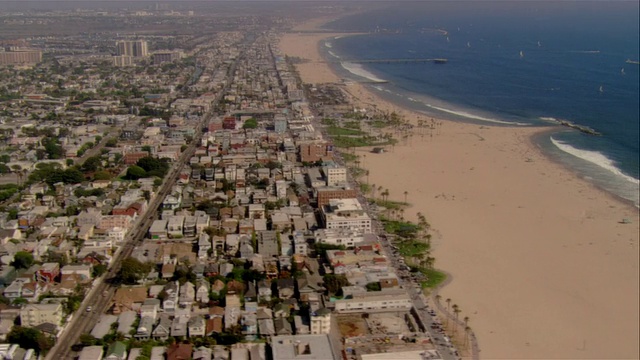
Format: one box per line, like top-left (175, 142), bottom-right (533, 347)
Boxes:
top-left (340, 62), bottom-right (387, 83)
top-left (426, 104), bottom-right (530, 126)
top-left (550, 137), bottom-right (640, 185)
top-left (324, 41), bottom-right (333, 48)
top-left (328, 51), bottom-right (340, 59)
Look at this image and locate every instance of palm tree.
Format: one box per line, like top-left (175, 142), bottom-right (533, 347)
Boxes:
top-left (452, 304), bottom-right (461, 336)
top-left (464, 326), bottom-right (472, 349)
top-left (371, 183), bottom-right (376, 199)
top-left (425, 256), bottom-right (435, 269)
top-left (399, 208), bottom-right (405, 221)
top-left (381, 189), bottom-right (389, 202)
top-left (403, 191), bottom-right (408, 204)
top-left (435, 294), bottom-right (441, 304)
top-left (445, 298), bottom-right (451, 327)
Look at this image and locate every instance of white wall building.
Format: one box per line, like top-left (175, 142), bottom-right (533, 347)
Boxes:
top-left (310, 308), bottom-right (331, 335)
top-left (314, 228), bottom-right (364, 248)
top-left (321, 199), bottom-right (371, 234)
top-left (20, 303), bottom-right (63, 327)
top-left (323, 166), bottom-right (347, 186)
top-left (333, 289), bottom-right (412, 313)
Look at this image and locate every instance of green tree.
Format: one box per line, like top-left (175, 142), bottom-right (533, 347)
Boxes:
top-left (136, 156), bottom-right (169, 178)
top-left (125, 165), bottom-right (147, 180)
top-left (119, 257), bottom-right (153, 284)
top-left (79, 333), bottom-right (97, 346)
top-left (92, 264), bottom-right (108, 278)
top-left (7, 326), bottom-right (54, 354)
top-left (11, 251), bottom-right (34, 269)
top-left (322, 274), bottom-right (350, 295)
top-left (93, 170), bottom-right (112, 181)
top-left (42, 138), bottom-right (63, 159)
top-left (81, 156), bottom-right (102, 172)
top-left (242, 118), bottom-right (258, 129)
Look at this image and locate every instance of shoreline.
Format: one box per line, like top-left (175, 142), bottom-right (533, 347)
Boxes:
top-left (315, 27), bottom-right (640, 209)
top-left (279, 13), bottom-right (639, 360)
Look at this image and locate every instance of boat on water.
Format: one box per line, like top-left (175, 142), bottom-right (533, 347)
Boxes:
top-left (432, 58), bottom-right (448, 64)
top-left (599, 85), bottom-right (604, 93)
top-left (519, 50), bottom-right (524, 58)
top-left (626, 59), bottom-right (640, 65)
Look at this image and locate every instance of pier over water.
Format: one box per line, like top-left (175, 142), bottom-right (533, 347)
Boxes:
top-left (322, 58), bottom-right (448, 65)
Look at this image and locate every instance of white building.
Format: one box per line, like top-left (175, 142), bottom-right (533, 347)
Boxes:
top-left (20, 303), bottom-right (63, 327)
top-left (323, 165), bottom-right (347, 186)
top-left (333, 289), bottom-right (412, 313)
top-left (310, 308), bottom-right (331, 335)
top-left (314, 228), bottom-right (364, 248)
top-left (321, 199), bottom-right (371, 234)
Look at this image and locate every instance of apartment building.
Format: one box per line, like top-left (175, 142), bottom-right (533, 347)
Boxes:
top-left (321, 199), bottom-right (372, 234)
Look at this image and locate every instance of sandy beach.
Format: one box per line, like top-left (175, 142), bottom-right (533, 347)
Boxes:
top-left (279, 17), bottom-right (640, 360)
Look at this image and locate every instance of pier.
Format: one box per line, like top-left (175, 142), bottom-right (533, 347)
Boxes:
top-left (324, 58), bottom-right (448, 65)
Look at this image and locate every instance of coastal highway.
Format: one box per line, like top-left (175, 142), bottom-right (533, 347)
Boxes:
top-left (44, 45), bottom-right (245, 360)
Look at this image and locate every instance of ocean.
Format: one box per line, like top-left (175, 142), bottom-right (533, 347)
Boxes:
top-left (322, 1), bottom-right (640, 206)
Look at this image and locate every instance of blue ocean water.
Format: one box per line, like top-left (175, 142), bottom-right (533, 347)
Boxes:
top-left (322, 1), bottom-right (640, 205)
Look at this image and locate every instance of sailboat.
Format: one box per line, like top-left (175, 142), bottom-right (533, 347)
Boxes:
top-left (520, 50), bottom-right (524, 58)
top-left (621, 68), bottom-right (626, 75)
top-left (446, 36), bottom-right (450, 43)
top-left (537, 41), bottom-right (542, 47)
top-left (466, 41), bottom-right (471, 48)
top-left (599, 85), bottom-right (604, 93)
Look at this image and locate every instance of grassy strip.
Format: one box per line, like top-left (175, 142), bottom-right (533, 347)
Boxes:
top-left (349, 166), bottom-right (365, 178)
top-left (382, 219), bottom-right (421, 238)
top-left (420, 268), bottom-right (447, 288)
top-left (343, 121), bottom-right (361, 129)
top-left (342, 153), bottom-right (358, 162)
top-left (333, 136), bottom-right (398, 148)
top-left (370, 198), bottom-right (408, 210)
top-left (327, 126), bottom-right (365, 136)
top-left (398, 239), bottom-right (430, 257)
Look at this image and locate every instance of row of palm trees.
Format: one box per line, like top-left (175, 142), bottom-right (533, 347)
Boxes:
top-left (436, 295), bottom-right (474, 351)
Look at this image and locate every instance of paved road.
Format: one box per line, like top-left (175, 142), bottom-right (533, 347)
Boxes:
top-left (73, 128), bottom-right (114, 166)
top-left (44, 43), bottom-right (246, 360)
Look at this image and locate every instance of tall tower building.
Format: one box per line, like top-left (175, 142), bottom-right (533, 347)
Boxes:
top-left (115, 40), bottom-right (148, 57)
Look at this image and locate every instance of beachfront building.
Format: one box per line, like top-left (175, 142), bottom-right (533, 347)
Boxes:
top-left (333, 289), bottom-right (412, 313)
top-left (316, 186), bottom-right (357, 207)
top-left (321, 199), bottom-right (372, 234)
top-left (314, 228), bottom-right (364, 248)
top-left (323, 165), bottom-right (348, 186)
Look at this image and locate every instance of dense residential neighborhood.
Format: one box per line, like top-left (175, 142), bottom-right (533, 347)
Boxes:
top-left (0, 3), bottom-right (461, 360)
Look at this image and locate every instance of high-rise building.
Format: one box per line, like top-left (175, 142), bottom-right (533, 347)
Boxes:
top-left (113, 55), bottom-right (134, 67)
top-left (153, 51), bottom-right (181, 65)
top-left (0, 50), bottom-right (42, 66)
top-left (116, 40), bottom-right (148, 57)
